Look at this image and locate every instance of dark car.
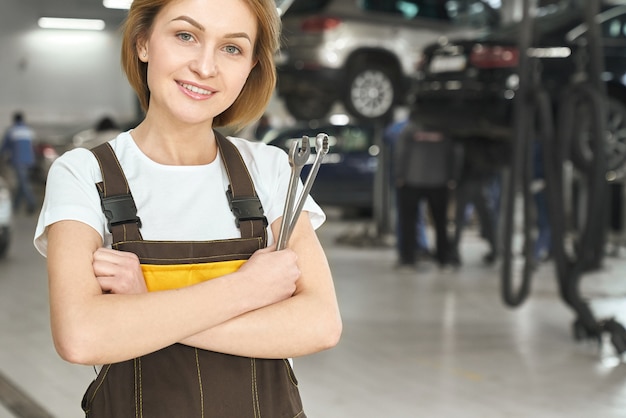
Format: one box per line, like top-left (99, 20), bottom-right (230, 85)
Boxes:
top-left (410, 1), bottom-right (626, 171)
top-left (264, 121), bottom-right (378, 213)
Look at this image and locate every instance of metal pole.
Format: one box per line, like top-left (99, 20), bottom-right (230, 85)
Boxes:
top-left (372, 119), bottom-right (393, 239)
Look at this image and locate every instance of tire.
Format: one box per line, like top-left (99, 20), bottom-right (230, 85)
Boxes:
top-left (570, 96), bottom-right (626, 174)
top-left (344, 63), bottom-right (396, 121)
top-left (0, 226), bottom-right (9, 259)
top-left (283, 94), bottom-right (334, 121)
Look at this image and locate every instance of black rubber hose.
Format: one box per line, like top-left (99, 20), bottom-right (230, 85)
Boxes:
top-left (549, 83), bottom-right (607, 340)
top-left (500, 0), bottom-right (535, 307)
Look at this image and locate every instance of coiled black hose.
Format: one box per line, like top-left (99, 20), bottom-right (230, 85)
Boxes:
top-left (500, 0), bottom-right (625, 356)
top-left (500, 0), bottom-right (535, 307)
top-left (549, 82), bottom-right (611, 343)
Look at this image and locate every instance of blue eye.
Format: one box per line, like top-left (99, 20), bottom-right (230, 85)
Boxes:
top-left (224, 45), bottom-right (242, 55)
top-left (177, 32), bottom-right (194, 42)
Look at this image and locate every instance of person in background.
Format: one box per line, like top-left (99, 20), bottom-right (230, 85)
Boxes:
top-left (384, 114), bottom-right (429, 257)
top-left (450, 137), bottom-right (500, 266)
top-left (1, 111), bottom-right (36, 214)
top-left (532, 140), bottom-right (551, 263)
top-left (393, 116), bottom-right (456, 271)
top-left (33, 0), bottom-right (341, 415)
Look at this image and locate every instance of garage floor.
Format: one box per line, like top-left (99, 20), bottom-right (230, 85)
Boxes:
top-left (0, 210), bottom-right (625, 418)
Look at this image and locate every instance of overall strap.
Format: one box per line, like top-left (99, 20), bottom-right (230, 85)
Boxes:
top-left (91, 142), bottom-right (143, 244)
top-left (215, 131), bottom-right (268, 243)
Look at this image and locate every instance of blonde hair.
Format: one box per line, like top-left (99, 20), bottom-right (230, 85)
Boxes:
top-left (121, 0), bottom-right (281, 129)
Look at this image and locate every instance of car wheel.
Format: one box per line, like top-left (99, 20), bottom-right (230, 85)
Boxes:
top-left (570, 96), bottom-right (626, 174)
top-left (0, 226), bottom-right (9, 258)
top-left (283, 94), bottom-right (334, 121)
top-left (344, 63), bottom-right (396, 121)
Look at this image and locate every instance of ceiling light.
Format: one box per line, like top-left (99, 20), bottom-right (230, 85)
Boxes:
top-left (38, 17), bottom-right (106, 31)
top-left (103, 0), bottom-right (133, 9)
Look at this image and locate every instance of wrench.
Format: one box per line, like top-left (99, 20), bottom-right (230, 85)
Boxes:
top-left (287, 133), bottom-right (329, 235)
top-left (276, 136), bottom-right (310, 250)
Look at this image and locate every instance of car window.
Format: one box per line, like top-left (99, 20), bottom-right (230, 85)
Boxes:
top-left (603, 15), bottom-right (626, 39)
top-left (269, 126), bottom-right (373, 154)
top-left (564, 6), bottom-right (626, 43)
top-left (329, 126), bottom-right (372, 153)
top-left (359, 0), bottom-right (497, 27)
top-left (283, 0), bottom-right (332, 14)
top-left (603, 12), bottom-right (626, 40)
top-left (444, 1), bottom-right (498, 28)
top-left (361, 0), bottom-right (450, 20)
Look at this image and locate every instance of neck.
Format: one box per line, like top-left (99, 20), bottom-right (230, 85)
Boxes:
top-left (131, 114), bottom-right (218, 166)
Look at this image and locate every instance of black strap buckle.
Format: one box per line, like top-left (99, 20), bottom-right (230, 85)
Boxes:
top-left (99, 193), bottom-right (142, 233)
top-left (226, 188), bottom-right (268, 228)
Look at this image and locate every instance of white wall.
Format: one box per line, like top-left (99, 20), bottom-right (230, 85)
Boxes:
top-left (0, 0), bottom-right (137, 133)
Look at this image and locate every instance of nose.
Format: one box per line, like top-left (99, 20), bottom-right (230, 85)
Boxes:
top-left (190, 47), bottom-right (217, 78)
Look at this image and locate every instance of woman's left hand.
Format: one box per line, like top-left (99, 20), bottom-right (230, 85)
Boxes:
top-left (92, 248), bottom-right (147, 294)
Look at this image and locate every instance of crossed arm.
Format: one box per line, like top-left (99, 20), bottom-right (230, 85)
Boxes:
top-left (46, 214), bottom-right (342, 365)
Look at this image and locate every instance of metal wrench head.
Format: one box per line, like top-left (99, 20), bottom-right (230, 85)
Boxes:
top-left (288, 135), bottom-right (310, 168)
top-left (315, 133), bottom-right (330, 156)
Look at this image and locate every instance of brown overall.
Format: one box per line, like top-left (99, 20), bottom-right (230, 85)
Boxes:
top-left (81, 132), bottom-right (306, 417)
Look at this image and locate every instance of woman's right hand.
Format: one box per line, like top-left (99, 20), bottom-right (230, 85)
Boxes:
top-left (92, 247), bottom-right (148, 295)
top-left (237, 245), bottom-right (300, 306)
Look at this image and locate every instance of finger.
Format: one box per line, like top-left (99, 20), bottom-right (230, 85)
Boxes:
top-left (93, 249), bottom-right (140, 271)
top-left (94, 247), bottom-right (139, 262)
top-left (92, 259), bottom-right (118, 278)
top-left (94, 275), bottom-right (115, 293)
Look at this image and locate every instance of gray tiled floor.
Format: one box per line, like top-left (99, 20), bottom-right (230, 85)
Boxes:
top-left (0, 211), bottom-right (625, 418)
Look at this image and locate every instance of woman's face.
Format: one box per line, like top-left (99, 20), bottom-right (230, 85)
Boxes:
top-left (140, 0), bottom-right (258, 125)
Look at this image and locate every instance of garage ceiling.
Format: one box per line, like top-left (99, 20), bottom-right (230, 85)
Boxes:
top-left (32, 0), bottom-right (129, 26)
top-left (28, 0), bottom-right (294, 27)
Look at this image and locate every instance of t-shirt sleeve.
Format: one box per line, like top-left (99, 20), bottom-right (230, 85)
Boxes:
top-left (33, 148), bottom-right (106, 257)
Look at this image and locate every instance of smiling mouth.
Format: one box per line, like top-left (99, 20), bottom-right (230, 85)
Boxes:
top-left (179, 82), bottom-right (213, 96)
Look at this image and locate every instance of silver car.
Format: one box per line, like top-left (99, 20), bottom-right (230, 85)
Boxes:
top-left (276, 0), bottom-right (498, 122)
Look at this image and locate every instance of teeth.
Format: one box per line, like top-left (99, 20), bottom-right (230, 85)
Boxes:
top-left (181, 83), bottom-right (211, 95)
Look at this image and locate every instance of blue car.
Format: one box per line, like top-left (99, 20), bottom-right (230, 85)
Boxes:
top-left (264, 122), bottom-right (378, 213)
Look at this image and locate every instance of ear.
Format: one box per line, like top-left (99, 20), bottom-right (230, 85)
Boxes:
top-left (137, 42), bottom-right (149, 62)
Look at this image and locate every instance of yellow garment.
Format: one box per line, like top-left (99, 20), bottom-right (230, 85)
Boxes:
top-left (141, 260), bottom-right (246, 292)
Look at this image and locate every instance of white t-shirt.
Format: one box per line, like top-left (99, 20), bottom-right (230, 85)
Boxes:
top-left (34, 131), bottom-right (325, 256)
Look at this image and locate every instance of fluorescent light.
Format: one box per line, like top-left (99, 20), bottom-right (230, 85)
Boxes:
top-left (103, 0), bottom-right (133, 9)
top-left (38, 17), bottom-right (106, 31)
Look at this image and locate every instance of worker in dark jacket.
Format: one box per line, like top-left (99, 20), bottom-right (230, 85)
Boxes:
top-left (450, 137), bottom-right (502, 266)
top-left (394, 119), bottom-right (457, 270)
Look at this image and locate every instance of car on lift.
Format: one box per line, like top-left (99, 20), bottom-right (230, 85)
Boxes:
top-left (263, 119), bottom-right (378, 214)
top-left (409, 1), bottom-right (626, 171)
top-left (276, 0), bottom-right (499, 122)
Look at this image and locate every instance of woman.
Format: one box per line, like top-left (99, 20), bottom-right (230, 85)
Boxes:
top-left (34, 0), bottom-right (342, 416)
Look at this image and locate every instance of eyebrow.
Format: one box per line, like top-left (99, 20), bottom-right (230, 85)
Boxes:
top-left (172, 16), bottom-right (204, 31)
top-left (225, 32), bottom-right (252, 44)
top-left (171, 16), bottom-right (253, 44)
